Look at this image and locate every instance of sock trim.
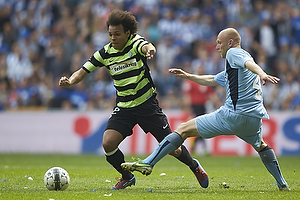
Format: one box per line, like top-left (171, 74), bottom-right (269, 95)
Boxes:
top-left (105, 148), bottom-right (118, 156)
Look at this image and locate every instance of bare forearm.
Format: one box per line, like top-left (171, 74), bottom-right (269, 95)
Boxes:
top-left (59, 68), bottom-right (87, 87)
top-left (69, 69), bottom-right (87, 85)
top-left (186, 74), bottom-right (218, 86)
top-left (169, 68), bottom-right (218, 86)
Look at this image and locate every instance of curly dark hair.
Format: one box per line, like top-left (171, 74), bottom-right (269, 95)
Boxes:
top-left (106, 10), bottom-right (138, 35)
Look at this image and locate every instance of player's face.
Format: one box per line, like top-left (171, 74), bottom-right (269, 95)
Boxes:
top-left (215, 33), bottom-right (230, 58)
top-left (108, 24), bottom-right (130, 50)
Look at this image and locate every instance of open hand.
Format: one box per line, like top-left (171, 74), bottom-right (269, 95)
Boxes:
top-left (260, 74), bottom-right (280, 85)
top-left (169, 68), bottom-right (188, 78)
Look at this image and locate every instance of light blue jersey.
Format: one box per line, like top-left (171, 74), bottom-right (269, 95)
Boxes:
top-left (214, 48), bottom-right (269, 119)
top-left (195, 47), bottom-right (269, 148)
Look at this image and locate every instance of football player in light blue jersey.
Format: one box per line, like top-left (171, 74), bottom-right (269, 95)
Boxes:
top-left (121, 28), bottom-right (290, 191)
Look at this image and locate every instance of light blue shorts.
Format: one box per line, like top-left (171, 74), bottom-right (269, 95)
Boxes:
top-left (195, 106), bottom-right (262, 149)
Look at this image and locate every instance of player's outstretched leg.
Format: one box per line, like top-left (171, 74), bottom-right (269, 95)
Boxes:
top-left (258, 146), bottom-right (290, 191)
top-left (121, 132), bottom-right (183, 175)
top-left (122, 132), bottom-right (209, 188)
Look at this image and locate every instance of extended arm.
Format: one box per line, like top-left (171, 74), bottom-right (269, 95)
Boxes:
top-left (169, 68), bottom-right (219, 87)
top-left (245, 61), bottom-right (280, 85)
top-left (59, 68), bottom-right (88, 87)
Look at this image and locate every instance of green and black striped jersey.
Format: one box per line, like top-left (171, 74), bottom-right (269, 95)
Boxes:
top-left (83, 34), bottom-right (156, 108)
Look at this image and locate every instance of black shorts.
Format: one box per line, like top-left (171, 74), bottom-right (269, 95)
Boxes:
top-left (105, 96), bottom-right (171, 143)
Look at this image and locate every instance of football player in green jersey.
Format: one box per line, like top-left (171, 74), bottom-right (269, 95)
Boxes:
top-left (59, 10), bottom-right (207, 190)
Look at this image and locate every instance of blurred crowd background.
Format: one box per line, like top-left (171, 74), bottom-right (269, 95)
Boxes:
top-left (0, 0), bottom-right (299, 112)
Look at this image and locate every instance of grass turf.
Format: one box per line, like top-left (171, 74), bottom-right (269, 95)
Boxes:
top-left (0, 154), bottom-right (299, 200)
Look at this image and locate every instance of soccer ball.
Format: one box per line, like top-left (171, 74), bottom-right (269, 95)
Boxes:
top-left (44, 167), bottom-right (70, 191)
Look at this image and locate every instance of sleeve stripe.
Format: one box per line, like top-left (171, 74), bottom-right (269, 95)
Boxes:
top-left (136, 40), bottom-right (148, 55)
top-left (90, 55), bottom-right (104, 67)
top-left (82, 66), bottom-right (91, 73)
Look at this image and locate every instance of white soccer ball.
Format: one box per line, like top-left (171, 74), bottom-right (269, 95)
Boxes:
top-left (44, 167), bottom-right (70, 191)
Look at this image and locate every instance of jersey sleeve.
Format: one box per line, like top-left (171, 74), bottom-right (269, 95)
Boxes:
top-left (214, 71), bottom-right (226, 87)
top-left (82, 49), bottom-right (105, 72)
top-left (132, 35), bottom-right (150, 57)
top-left (226, 48), bottom-right (254, 69)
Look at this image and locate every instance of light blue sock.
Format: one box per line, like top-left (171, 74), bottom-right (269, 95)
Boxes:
top-left (143, 132), bottom-right (184, 166)
top-left (258, 146), bottom-right (288, 188)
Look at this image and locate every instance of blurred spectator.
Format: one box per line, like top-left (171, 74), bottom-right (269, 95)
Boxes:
top-left (0, 79), bottom-right (9, 110)
top-left (278, 36), bottom-right (291, 63)
top-left (46, 45), bottom-right (71, 81)
top-left (198, 14), bottom-right (215, 41)
top-left (156, 37), bottom-right (178, 71)
top-left (291, 85), bottom-right (300, 110)
top-left (191, 40), bottom-right (220, 75)
top-left (91, 16), bottom-right (109, 50)
top-left (6, 42), bottom-right (33, 83)
top-left (157, 8), bottom-right (178, 38)
top-left (138, 14), bottom-right (160, 43)
top-left (91, 67), bottom-right (115, 110)
top-left (263, 81), bottom-right (280, 110)
top-left (252, 10), bottom-right (278, 73)
top-left (0, 0), bottom-right (298, 111)
top-left (278, 71), bottom-right (300, 110)
top-left (69, 81), bottom-right (89, 110)
top-left (213, 7), bottom-right (227, 34)
top-left (1, 21), bottom-right (18, 50)
top-left (291, 8), bottom-right (300, 45)
top-left (48, 80), bottom-right (72, 109)
top-left (288, 44), bottom-right (300, 74)
top-left (154, 67), bottom-right (178, 98)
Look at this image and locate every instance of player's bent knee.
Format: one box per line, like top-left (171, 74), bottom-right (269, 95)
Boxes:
top-left (177, 121), bottom-right (189, 130)
top-left (102, 141), bottom-right (118, 153)
top-left (175, 122), bottom-right (190, 135)
top-left (175, 119), bottom-right (197, 136)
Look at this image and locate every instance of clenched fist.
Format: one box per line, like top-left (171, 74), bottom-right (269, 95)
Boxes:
top-left (59, 76), bottom-right (71, 87)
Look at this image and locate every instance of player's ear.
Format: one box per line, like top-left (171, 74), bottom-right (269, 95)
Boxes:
top-left (125, 30), bottom-right (130, 38)
top-left (228, 39), bottom-right (233, 47)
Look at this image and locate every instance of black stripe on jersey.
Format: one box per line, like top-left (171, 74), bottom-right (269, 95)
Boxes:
top-left (99, 48), bottom-right (106, 60)
top-left (115, 74), bottom-right (144, 91)
top-left (116, 82), bottom-right (152, 102)
top-left (89, 54), bottom-right (104, 67)
top-left (112, 66), bottom-right (144, 81)
top-left (99, 45), bottom-right (128, 59)
top-left (226, 60), bottom-right (238, 110)
top-left (82, 67), bottom-right (90, 73)
top-left (136, 40), bottom-right (145, 53)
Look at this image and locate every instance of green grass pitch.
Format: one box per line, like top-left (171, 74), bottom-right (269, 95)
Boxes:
top-left (0, 154), bottom-right (299, 200)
